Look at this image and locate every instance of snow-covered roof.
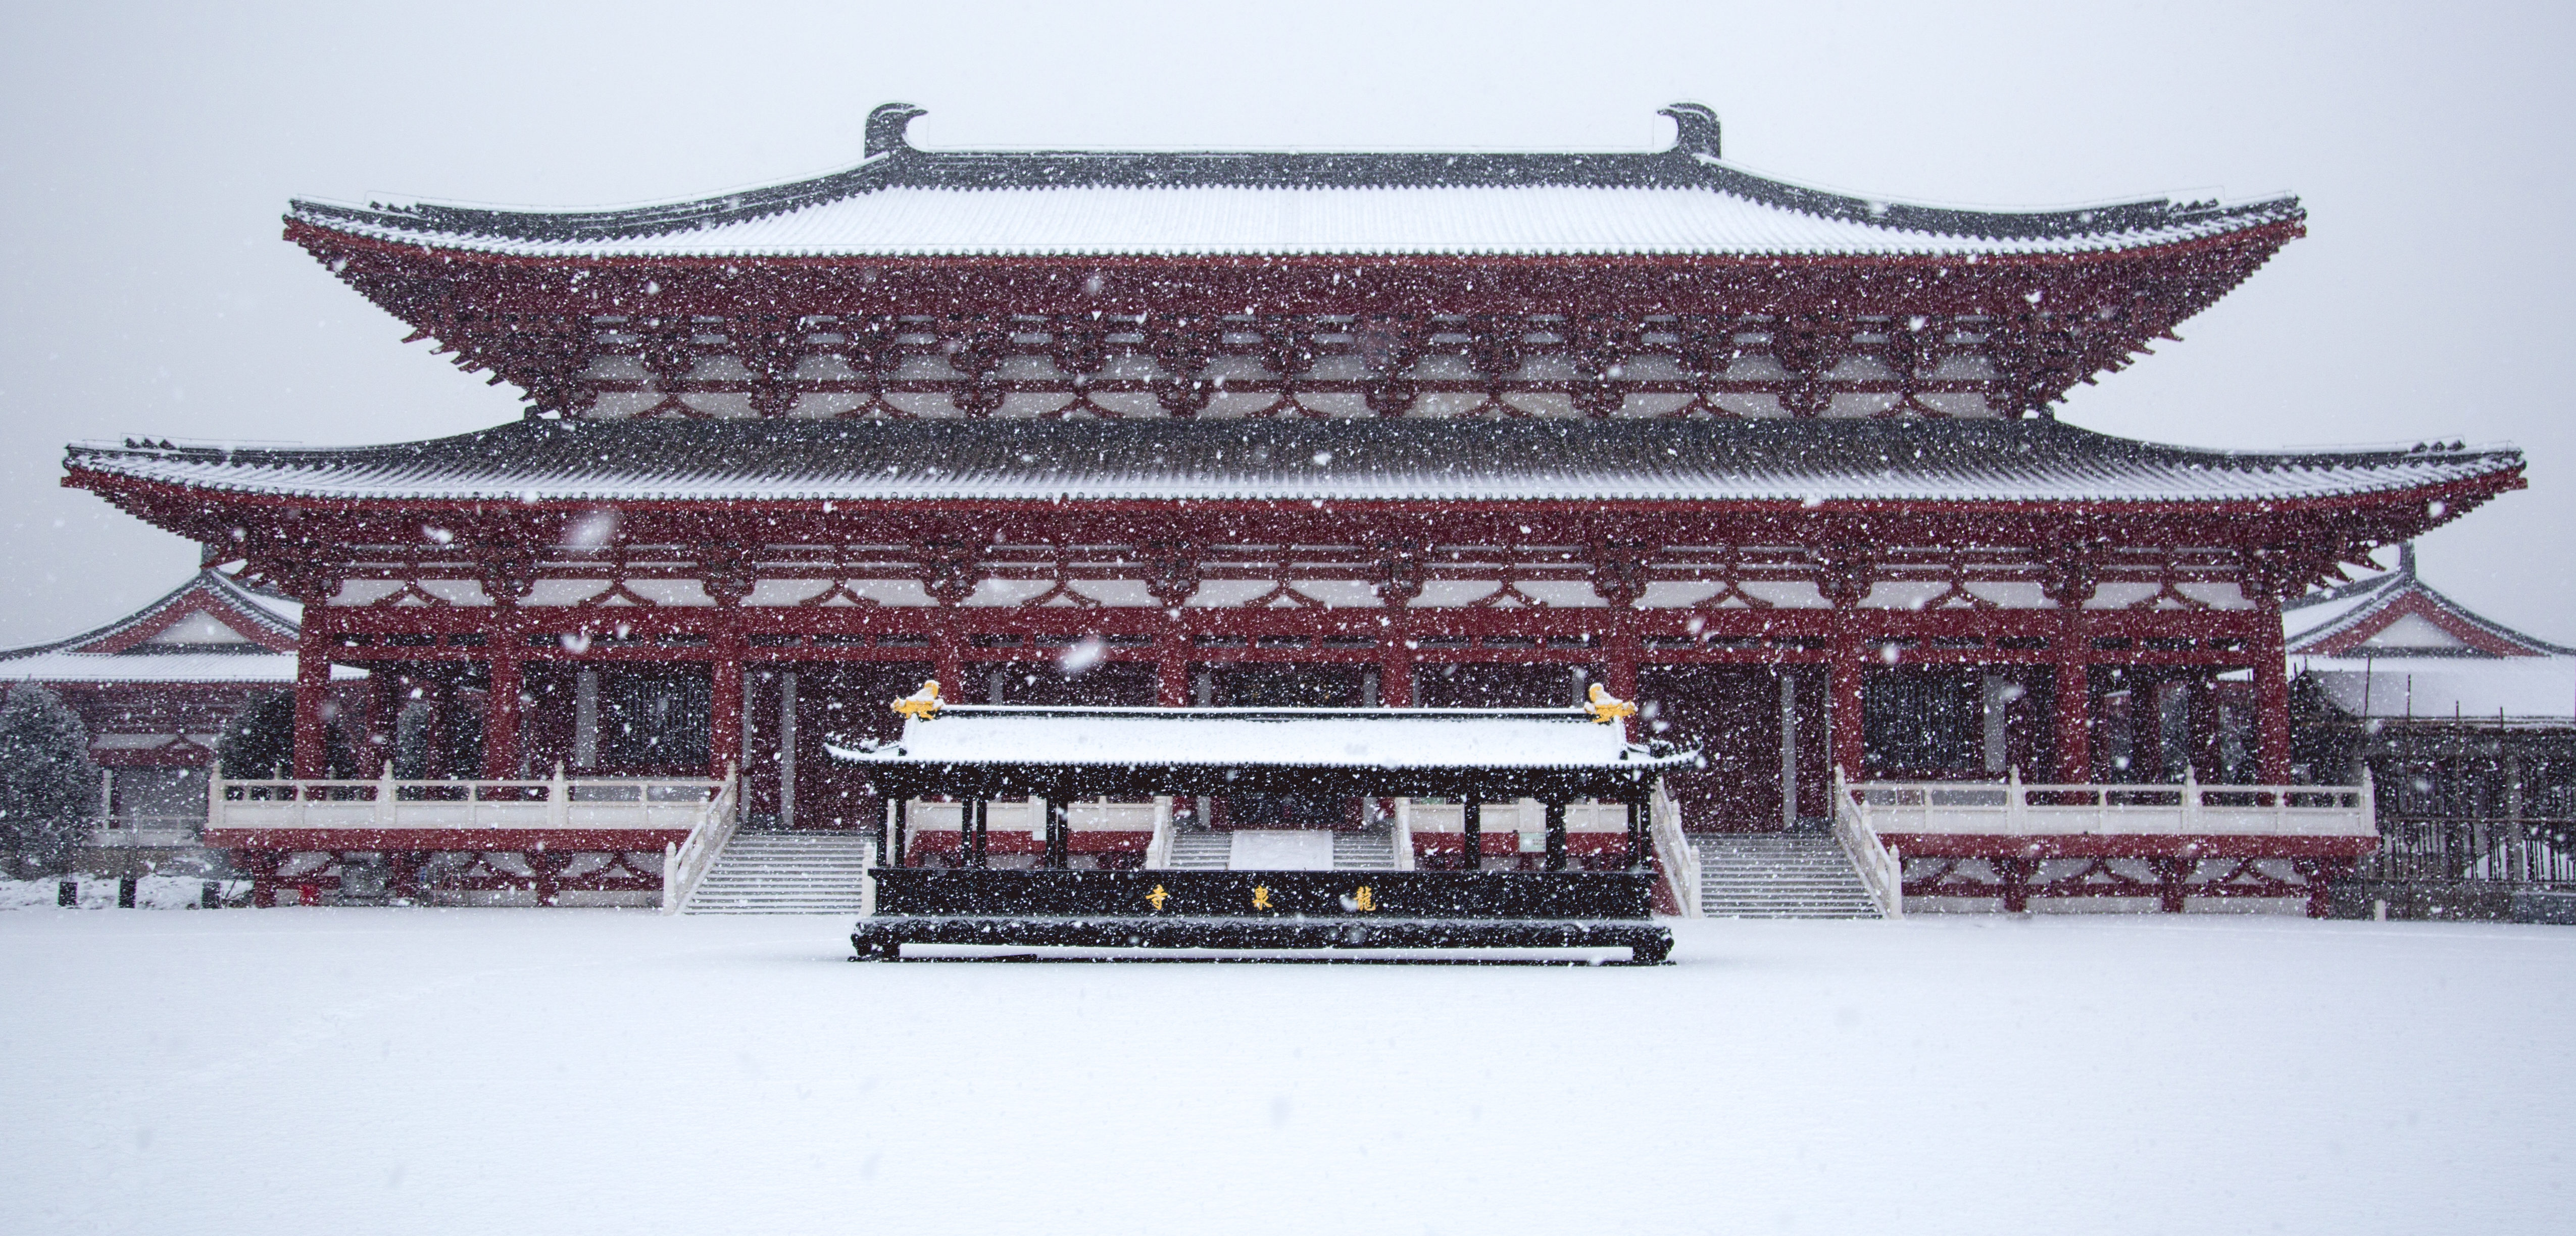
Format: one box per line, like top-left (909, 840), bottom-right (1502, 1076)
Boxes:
top-left (64, 419), bottom-right (2519, 508)
top-left (2283, 548), bottom-right (2571, 657)
top-left (830, 705), bottom-right (1694, 771)
top-left (287, 104), bottom-right (2301, 260)
top-left (0, 569), bottom-right (360, 685)
top-left (0, 650), bottom-right (322, 685)
top-left (2293, 656), bottom-right (2576, 722)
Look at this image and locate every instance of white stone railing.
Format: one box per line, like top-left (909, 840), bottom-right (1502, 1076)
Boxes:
top-left (1649, 782), bottom-right (1702, 918)
top-left (1829, 769), bottom-right (1904, 918)
top-left (1391, 799), bottom-right (1416, 871)
top-left (1144, 798), bottom-right (1176, 869)
top-left (1846, 768), bottom-right (2376, 841)
top-left (84, 815), bottom-right (205, 848)
top-left (211, 765), bottom-right (732, 840)
top-left (660, 771), bottom-right (744, 914)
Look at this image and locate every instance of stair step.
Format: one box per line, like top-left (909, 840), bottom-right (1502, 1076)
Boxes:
top-left (1690, 833), bottom-right (1888, 920)
top-left (680, 831), bottom-right (878, 915)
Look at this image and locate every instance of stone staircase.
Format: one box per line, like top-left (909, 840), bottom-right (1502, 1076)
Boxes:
top-left (1166, 830), bottom-right (1232, 869)
top-left (680, 830), bottom-right (875, 915)
top-left (1692, 833), bottom-right (1885, 919)
top-left (1332, 831), bottom-right (1398, 869)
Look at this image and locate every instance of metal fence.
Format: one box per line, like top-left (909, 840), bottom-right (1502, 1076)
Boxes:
top-left (2354, 817), bottom-right (2576, 888)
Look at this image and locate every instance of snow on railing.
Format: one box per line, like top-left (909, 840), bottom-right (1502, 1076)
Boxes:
top-left (85, 815), bottom-right (204, 848)
top-left (1391, 798), bottom-right (1416, 871)
top-left (1829, 767), bottom-right (1904, 919)
top-left (1144, 796), bottom-right (1176, 869)
top-left (1648, 781), bottom-right (1701, 918)
top-left (660, 766), bottom-right (741, 914)
top-left (213, 763), bottom-right (731, 841)
top-left (1845, 767), bottom-right (2374, 840)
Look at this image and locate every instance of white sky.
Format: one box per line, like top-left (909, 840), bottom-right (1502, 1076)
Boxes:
top-left (3, 0), bottom-right (2570, 646)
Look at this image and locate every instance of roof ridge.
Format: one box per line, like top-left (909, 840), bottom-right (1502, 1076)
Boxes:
top-left (286, 103), bottom-right (2305, 250)
top-left (2288, 564), bottom-right (2576, 655)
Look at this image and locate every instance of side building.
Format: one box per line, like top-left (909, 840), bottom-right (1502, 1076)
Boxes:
top-left (2286, 547), bottom-right (2576, 920)
top-left (0, 569), bottom-right (362, 875)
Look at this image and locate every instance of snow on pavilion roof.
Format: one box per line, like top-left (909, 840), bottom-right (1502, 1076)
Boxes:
top-left (0, 570), bottom-right (358, 685)
top-left (286, 104), bottom-right (2301, 260)
top-left (66, 418), bottom-right (2517, 509)
top-left (2284, 550), bottom-right (2574, 658)
top-left (830, 705), bottom-right (1696, 772)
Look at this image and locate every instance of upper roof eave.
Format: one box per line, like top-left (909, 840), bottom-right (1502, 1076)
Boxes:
top-left (281, 103), bottom-right (2304, 261)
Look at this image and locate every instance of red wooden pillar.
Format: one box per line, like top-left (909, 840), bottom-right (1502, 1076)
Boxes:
top-left (2053, 615), bottom-right (2092, 784)
top-left (483, 647), bottom-right (524, 779)
top-left (2149, 856), bottom-right (2191, 913)
top-left (1827, 626), bottom-right (1867, 780)
top-left (1157, 637), bottom-right (1190, 707)
top-left (529, 850), bottom-right (569, 907)
top-left (1997, 856), bottom-right (2035, 913)
top-left (1379, 627), bottom-right (1415, 708)
top-left (292, 630), bottom-right (331, 779)
top-left (2250, 606), bottom-right (2294, 784)
top-left (242, 850), bottom-right (283, 908)
top-left (934, 632), bottom-right (965, 705)
top-left (709, 634), bottom-right (746, 780)
top-left (388, 850), bottom-right (424, 903)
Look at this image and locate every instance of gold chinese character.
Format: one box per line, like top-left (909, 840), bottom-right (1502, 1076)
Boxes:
top-left (1252, 885), bottom-right (1272, 910)
top-left (1147, 884), bottom-right (1170, 911)
top-left (1352, 886), bottom-right (1375, 912)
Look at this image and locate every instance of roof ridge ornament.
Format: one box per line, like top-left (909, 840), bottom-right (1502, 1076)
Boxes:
top-left (1657, 102), bottom-right (1720, 159)
top-left (892, 679), bottom-right (944, 720)
top-left (1584, 683), bottom-right (1639, 725)
top-left (865, 102), bottom-right (925, 159)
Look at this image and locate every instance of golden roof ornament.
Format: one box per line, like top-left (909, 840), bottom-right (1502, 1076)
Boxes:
top-left (891, 679), bottom-right (944, 720)
top-left (1584, 683), bottom-right (1638, 724)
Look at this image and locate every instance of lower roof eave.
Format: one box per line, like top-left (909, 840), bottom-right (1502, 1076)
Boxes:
top-left (59, 467), bottom-right (2527, 521)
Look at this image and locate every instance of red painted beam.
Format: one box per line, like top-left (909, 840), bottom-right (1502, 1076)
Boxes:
top-left (1879, 833), bottom-right (2380, 859)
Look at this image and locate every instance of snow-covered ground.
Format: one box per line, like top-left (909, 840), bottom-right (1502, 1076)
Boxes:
top-left (2, 910), bottom-right (2568, 1235)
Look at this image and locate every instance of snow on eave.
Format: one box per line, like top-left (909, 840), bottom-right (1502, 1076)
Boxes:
top-left (285, 186), bottom-right (2298, 262)
top-left (280, 104), bottom-right (2303, 262)
top-left (2293, 655), bottom-right (2576, 723)
top-left (0, 651), bottom-right (361, 685)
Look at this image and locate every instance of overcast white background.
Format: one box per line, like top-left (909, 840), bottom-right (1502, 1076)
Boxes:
top-left (2, 0), bottom-right (2568, 646)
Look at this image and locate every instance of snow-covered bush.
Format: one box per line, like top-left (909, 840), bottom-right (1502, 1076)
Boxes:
top-left (214, 689), bottom-right (293, 779)
top-left (0, 684), bottom-right (98, 877)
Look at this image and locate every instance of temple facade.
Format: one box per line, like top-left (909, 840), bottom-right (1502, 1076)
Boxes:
top-left (60, 104), bottom-right (2519, 910)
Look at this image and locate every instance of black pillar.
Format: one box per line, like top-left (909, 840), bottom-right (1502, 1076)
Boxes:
top-left (1046, 800), bottom-right (1070, 869)
top-left (969, 799), bottom-right (990, 868)
top-left (1545, 800), bottom-right (1568, 872)
top-left (883, 798), bottom-right (905, 869)
top-left (1462, 796), bottom-right (1483, 872)
top-left (1625, 796), bottom-right (1647, 871)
